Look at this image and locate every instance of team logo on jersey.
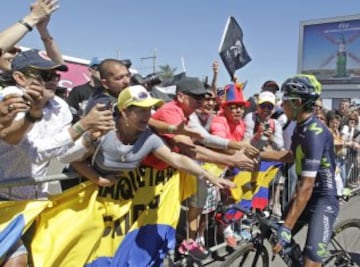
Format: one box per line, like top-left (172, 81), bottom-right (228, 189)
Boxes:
top-left (308, 122), bottom-right (323, 135)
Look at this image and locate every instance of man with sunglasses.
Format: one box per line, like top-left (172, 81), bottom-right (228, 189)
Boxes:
top-left (261, 75), bottom-right (339, 267)
top-left (0, 0), bottom-right (65, 140)
top-left (1, 49), bottom-right (115, 192)
top-left (0, 49), bottom-right (115, 266)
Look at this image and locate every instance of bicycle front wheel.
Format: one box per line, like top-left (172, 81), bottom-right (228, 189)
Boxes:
top-left (220, 243), bottom-right (269, 267)
top-left (324, 218), bottom-right (360, 267)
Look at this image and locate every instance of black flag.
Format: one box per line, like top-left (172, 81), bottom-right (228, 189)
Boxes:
top-left (218, 16), bottom-right (251, 80)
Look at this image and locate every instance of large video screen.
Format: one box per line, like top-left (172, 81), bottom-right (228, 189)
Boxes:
top-left (299, 15), bottom-right (360, 84)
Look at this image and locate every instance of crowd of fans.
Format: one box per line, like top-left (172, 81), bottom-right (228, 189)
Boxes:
top-left (1, 1), bottom-right (360, 266)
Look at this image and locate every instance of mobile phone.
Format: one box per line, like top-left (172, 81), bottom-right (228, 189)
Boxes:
top-left (99, 99), bottom-right (111, 111)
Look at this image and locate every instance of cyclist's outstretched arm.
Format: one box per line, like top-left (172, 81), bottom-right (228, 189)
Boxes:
top-left (260, 148), bottom-right (294, 162)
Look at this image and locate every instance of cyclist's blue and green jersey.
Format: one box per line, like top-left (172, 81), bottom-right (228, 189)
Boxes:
top-left (291, 115), bottom-right (337, 197)
top-left (287, 115), bottom-right (339, 263)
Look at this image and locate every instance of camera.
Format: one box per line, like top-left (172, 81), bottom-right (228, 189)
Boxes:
top-left (263, 121), bottom-right (270, 131)
top-left (131, 72), bottom-right (163, 88)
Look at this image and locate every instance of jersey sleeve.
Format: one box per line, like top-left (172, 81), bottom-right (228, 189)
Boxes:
top-left (301, 121), bottom-right (327, 178)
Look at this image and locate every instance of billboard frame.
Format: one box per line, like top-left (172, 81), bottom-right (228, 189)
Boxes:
top-left (298, 13), bottom-right (360, 95)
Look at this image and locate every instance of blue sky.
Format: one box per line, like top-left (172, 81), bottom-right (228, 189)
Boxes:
top-left (2, 1), bottom-right (360, 97)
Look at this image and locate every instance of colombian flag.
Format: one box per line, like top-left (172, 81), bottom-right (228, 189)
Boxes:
top-left (0, 200), bottom-right (50, 261)
top-left (30, 166), bottom-right (196, 267)
top-left (224, 161), bottom-right (282, 221)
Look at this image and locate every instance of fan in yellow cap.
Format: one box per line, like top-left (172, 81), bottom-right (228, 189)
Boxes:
top-left (117, 85), bottom-right (164, 110)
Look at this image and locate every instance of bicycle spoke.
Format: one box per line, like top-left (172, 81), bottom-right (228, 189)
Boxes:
top-left (324, 219), bottom-right (360, 267)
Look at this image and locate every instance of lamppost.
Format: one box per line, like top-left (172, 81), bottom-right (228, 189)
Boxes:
top-left (140, 49), bottom-right (157, 73)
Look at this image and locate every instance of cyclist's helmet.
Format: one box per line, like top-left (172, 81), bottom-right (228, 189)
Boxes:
top-left (281, 74), bottom-right (321, 101)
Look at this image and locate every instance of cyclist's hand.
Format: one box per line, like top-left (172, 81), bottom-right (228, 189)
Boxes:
top-left (273, 225), bottom-right (292, 254)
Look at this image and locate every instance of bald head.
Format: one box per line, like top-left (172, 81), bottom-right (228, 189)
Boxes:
top-left (98, 59), bottom-right (128, 79)
top-left (98, 58), bottom-right (131, 97)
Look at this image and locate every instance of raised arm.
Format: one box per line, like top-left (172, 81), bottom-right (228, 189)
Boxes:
top-left (36, 13), bottom-right (65, 65)
top-left (0, 0), bottom-right (59, 53)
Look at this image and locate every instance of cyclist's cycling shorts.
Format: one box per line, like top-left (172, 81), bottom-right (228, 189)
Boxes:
top-left (297, 196), bottom-right (339, 263)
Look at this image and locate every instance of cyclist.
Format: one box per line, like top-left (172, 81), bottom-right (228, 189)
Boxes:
top-left (260, 74), bottom-right (339, 267)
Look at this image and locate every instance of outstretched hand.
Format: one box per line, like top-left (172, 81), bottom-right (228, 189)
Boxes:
top-left (239, 141), bottom-right (259, 158)
top-left (175, 121), bottom-right (203, 140)
top-left (231, 150), bottom-right (257, 171)
top-left (205, 173), bottom-right (236, 189)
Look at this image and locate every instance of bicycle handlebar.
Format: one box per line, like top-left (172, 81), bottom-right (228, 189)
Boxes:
top-left (223, 203), bottom-right (281, 231)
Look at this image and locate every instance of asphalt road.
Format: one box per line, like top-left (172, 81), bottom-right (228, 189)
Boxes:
top-left (205, 194), bottom-right (360, 267)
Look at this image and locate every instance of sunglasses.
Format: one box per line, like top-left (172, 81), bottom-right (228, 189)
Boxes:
top-left (317, 116), bottom-right (326, 121)
top-left (22, 69), bottom-right (60, 82)
top-left (314, 104), bottom-right (322, 108)
top-left (186, 93), bottom-right (205, 101)
top-left (7, 47), bottom-right (21, 55)
top-left (259, 103), bottom-right (274, 110)
top-left (282, 96), bottom-right (301, 102)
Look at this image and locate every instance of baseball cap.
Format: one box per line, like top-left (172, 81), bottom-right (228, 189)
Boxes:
top-left (175, 77), bottom-right (207, 96)
top-left (261, 80), bottom-right (279, 92)
top-left (258, 91), bottom-right (276, 105)
top-left (221, 83), bottom-right (250, 107)
top-left (89, 57), bottom-right (102, 67)
top-left (119, 59), bottom-right (132, 69)
top-left (11, 49), bottom-right (68, 71)
top-left (118, 85), bottom-right (164, 110)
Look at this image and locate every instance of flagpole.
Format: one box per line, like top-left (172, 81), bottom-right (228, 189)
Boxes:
top-left (181, 56), bottom-right (186, 73)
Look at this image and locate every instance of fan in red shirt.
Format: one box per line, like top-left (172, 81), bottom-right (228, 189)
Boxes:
top-left (143, 77), bottom-right (255, 171)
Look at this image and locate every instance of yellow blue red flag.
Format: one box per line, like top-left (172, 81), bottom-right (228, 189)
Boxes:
top-left (0, 200), bottom-right (50, 261)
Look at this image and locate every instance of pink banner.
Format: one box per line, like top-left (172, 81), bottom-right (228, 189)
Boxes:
top-left (58, 61), bottom-right (90, 89)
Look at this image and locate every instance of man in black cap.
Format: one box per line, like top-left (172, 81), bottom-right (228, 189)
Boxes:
top-left (144, 76), bottom-right (255, 169)
top-left (261, 80), bottom-right (280, 94)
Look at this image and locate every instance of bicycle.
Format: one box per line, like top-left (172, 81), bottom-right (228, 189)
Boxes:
top-left (220, 203), bottom-right (360, 267)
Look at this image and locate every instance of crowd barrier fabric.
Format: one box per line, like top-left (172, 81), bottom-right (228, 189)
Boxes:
top-left (0, 162), bottom-right (279, 266)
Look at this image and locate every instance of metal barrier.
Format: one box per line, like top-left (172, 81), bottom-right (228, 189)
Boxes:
top-left (346, 147), bottom-right (360, 186)
top-left (0, 172), bottom-right (80, 199)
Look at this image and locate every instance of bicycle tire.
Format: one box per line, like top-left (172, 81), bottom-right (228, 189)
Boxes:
top-left (324, 218), bottom-right (360, 267)
top-left (220, 242), bottom-right (269, 267)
